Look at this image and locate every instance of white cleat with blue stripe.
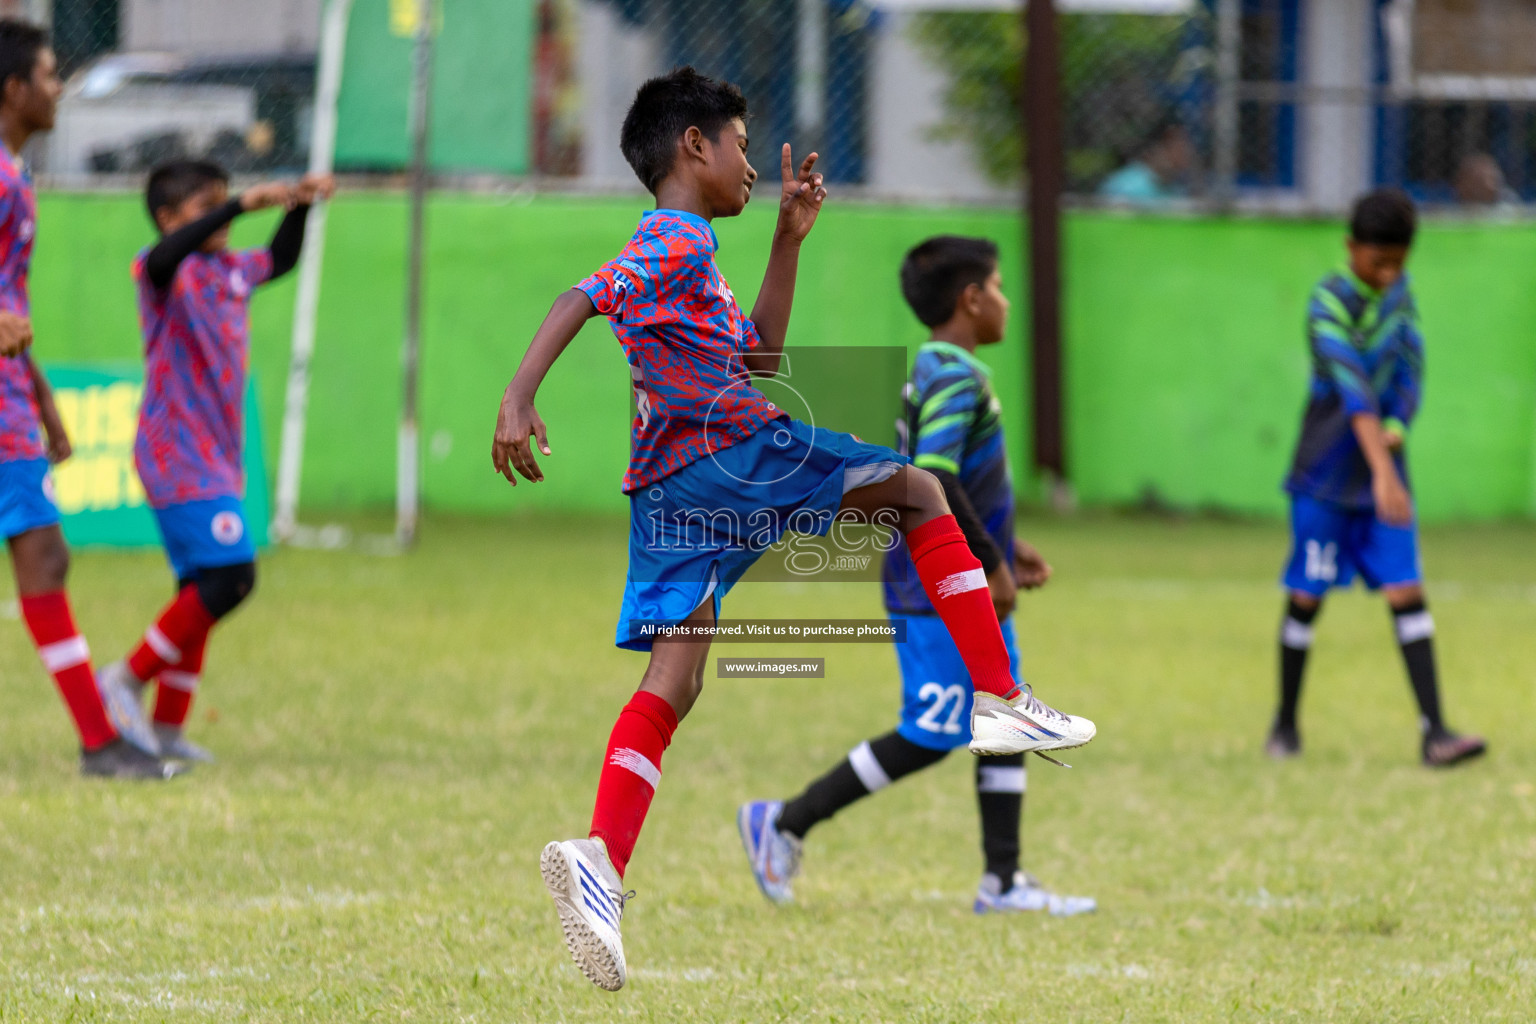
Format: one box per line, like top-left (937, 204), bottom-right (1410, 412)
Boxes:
top-left (968, 686), bottom-right (1096, 761)
top-left (541, 837), bottom-right (630, 991)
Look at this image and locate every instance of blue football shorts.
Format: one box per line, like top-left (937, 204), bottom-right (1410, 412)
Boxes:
top-left (616, 417), bottom-right (907, 651)
top-left (894, 613), bottom-right (1021, 751)
top-left (1281, 493), bottom-right (1421, 597)
top-left (151, 495), bottom-right (257, 580)
top-left (0, 456), bottom-right (61, 540)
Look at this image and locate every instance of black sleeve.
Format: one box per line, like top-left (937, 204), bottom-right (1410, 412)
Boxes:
top-left (267, 203), bottom-right (312, 281)
top-left (144, 197), bottom-right (244, 290)
top-left (930, 468), bottom-right (1004, 575)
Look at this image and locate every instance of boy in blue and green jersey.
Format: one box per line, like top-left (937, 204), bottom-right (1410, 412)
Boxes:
top-left (739, 236), bottom-right (1094, 916)
top-left (1270, 189), bottom-right (1484, 768)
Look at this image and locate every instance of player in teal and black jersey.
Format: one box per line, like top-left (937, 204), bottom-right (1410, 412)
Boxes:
top-left (739, 236), bottom-right (1094, 916)
top-left (1269, 189), bottom-right (1484, 768)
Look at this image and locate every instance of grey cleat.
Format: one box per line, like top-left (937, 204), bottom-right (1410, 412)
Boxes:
top-left (80, 738), bottom-right (182, 780)
top-left (95, 660), bottom-right (159, 756)
top-left (154, 724), bottom-right (215, 764)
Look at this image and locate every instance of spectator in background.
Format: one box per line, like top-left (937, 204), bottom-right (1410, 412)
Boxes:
top-left (1098, 121), bottom-right (1196, 205)
top-left (1453, 152), bottom-right (1517, 207)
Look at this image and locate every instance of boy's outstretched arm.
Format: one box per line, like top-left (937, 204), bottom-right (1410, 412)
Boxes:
top-left (491, 289), bottom-right (598, 484)
top-left (744, 145), bottom-right (827, 377)
top-left (144, 182), bottom-right (296, 289)
top-left (268, 174), bottom-right (336, 281)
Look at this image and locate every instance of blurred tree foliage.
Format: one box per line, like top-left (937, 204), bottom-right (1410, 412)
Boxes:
top-left (910, 11), bottom-right (1210, 189)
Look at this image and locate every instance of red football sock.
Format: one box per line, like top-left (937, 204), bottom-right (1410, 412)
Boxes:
top-left (588, 690), bottom-right (679, 879)
top-left (153, 629), bottom-right (206, 728)
top-left (19, 591), bottom-right (117, 749)
top-left (127, 584), bottom-right (216, 683)
top-left (906, 514), bottom-right (1019, 700)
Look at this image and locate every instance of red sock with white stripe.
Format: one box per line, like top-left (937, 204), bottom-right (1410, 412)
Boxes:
top-left (18, 591), bottom-right (117, 749)
top-left (588, 690), bottom-right (678, 879)
top-left (906, 514), bottom-right (1020, 700)
top-left (127, 584), bottom-right (216, 684)
top-left (153, 629), bottom-right (206, 727)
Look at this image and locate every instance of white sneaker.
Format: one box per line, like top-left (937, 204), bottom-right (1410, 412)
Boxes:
top-left (154, 724), bottom-right (215, 764)
top-left (96, 660), bottom-right (159, 756)
top-left (969, 687), bottom-right (1096, 758)
top-left (541, 838), bottom-right (630, 991)
top-left (973, 871), bottom-right (1097, 917)
top-left (737, 800), bottom-right (803, 904)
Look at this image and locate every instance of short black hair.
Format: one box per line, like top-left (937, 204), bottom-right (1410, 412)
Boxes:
top-left (900, 236), bottom-right (1001, 328)
top-left (0, 19), bottom-right (47, 95)
top-left (620, 66), bottom-right (748, 194)
top-left (145, 159), bottom-right (229, 223)
top-left (1350, 188), bottom-right (1416, 247)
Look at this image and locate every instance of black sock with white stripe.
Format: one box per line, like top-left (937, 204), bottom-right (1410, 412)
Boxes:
top-left (776, 731), bottom-right (948, 839)
top-left (1391, 599), bottom-right (1445, 736)
top-left (1276, 598), bottom-right (1320, 732)
top-left (976, 753), bottom-right (1025, 891)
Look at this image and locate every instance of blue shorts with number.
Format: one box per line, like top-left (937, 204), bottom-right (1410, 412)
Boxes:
top-left (0, 457), bottom-right (61, 540)
top-left (616, 418), bottom-right (907, 651)
top-left (152, 495), bottom-right (256, 580)
top-left (894, 612), bottom-right (1021, 751)
top-left (1281, 493), bottom-right (1421, 598)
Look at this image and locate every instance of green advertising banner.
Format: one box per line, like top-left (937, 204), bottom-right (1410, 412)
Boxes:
top-left (44, 365), bottom-right (270, 549)
top-left (333, 0), bottom-right (535, 174)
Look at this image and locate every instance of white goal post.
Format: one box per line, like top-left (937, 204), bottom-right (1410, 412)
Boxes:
top-left (272, 0), bottom-right (355, 542)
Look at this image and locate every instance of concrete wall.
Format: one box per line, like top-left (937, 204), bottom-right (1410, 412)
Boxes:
top-left (122, 0), bottom-right (322, 54)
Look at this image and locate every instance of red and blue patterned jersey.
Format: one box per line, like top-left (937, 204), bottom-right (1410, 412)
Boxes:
top-left (0, 146), bottom-right (42, 464)
top-left (577, 209), bottom-right (784, 493)
top-left (132, 245), bottom-right (273, 507)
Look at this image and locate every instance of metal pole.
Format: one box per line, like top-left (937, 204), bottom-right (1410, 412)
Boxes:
top-left (1023, 0), bottom-right (1066, 490)
top-left (1213, 0), bottom-right (1241, 204)
top-left (273, 0), bottom-right (353, 541)
top-left (398, 0), bottom-right (434, 548)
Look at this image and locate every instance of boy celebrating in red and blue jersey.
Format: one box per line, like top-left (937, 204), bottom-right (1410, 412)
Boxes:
top-left (1269, 189), bottom-right (1483, 768)
top-left (95, 160), bottom-right (334, 763)
top-left (0, 19), bottom-right (173, 779)
top-left (490, 67), bottom-right (1096, 991)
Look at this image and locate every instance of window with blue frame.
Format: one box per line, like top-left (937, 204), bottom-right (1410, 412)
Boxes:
top-left (1371, 0), bottom-right (1534, 202)
top-left (1227, 0), bottom-right (1300, 189)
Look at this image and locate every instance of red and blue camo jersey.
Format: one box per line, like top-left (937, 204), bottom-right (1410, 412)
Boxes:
top-left (577, 209), bottom-right (785, 494)
top-left (132, 245), bottom-right (273, 507)
top-left (0, 145), bottom-right (43, 464)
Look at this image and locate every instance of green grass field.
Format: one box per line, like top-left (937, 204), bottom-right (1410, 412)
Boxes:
top-left (2, 514), bottom-right (1533, 1022)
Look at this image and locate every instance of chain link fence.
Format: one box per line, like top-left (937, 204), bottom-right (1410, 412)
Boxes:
top-left (18, 0), bottom-right (1536, 212)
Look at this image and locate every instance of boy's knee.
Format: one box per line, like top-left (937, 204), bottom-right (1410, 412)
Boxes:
top-left (42, 538), bottom-right (69, 587)
top-left (11, 526), bottom-right (70, 592)
top-left (195, 561), bottom-right (256, 619)
top-left (906, 466), bottom-right (948, 514)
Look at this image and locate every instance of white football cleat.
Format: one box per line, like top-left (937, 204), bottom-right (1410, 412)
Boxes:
top-left (541, 838), bottom-right (630, 991)
top-left (969, 686), bottom-right (1095, 760)
top-left (973, 871), bottom-right (1097, 917)
top-left (95, 660), bottom-right (160, 756)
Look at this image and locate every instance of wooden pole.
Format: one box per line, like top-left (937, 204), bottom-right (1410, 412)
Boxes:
top-left (1023, 0), bottom-right (1066, 486)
